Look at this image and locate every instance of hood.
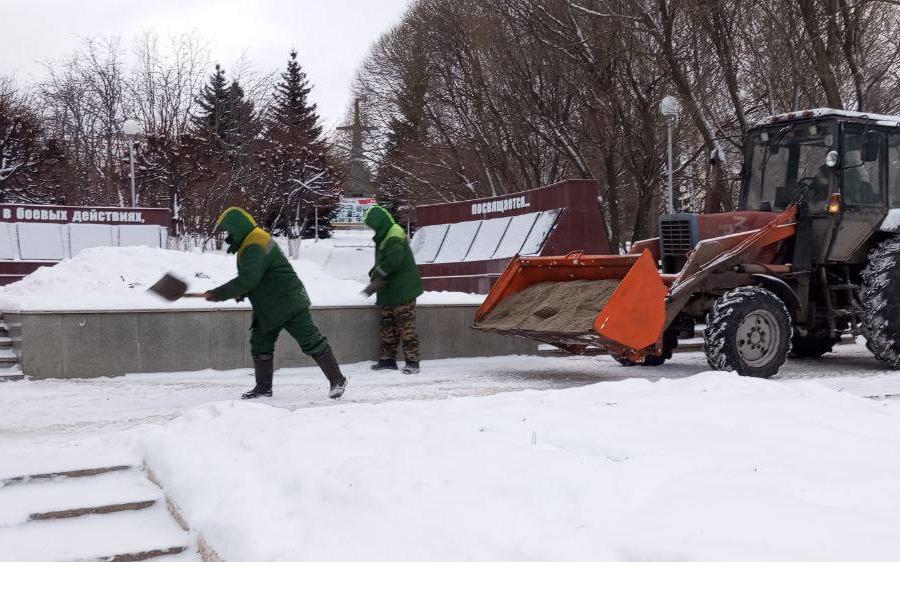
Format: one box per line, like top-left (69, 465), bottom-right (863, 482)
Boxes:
top-left (363, 205), bottom-right (396, 242)
top-left (215, 207), bottom-right (258, 254)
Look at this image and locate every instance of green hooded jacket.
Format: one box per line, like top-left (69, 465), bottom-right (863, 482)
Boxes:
top-left (364, 205), bottom-right (423, 306)
top-left (208, 207), bottom-right (311, 331)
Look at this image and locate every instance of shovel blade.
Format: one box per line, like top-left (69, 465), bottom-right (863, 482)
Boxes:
top-left (148, 273), bottom-right (188, 302)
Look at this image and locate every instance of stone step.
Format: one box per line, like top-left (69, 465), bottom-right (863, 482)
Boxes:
top-left (0, 364), bottom-right (23, 381)
top-left (93, 545), bottom-right (189, 562)
top-left (0, 468), bottom-right (160, 526)
top-left (0, 464), bottom-right (132, 487)
top-left (0, 347), bottom-right (15, 359)
top-left (30, 499), bottom-right (157, 521)
top-left (0, 503), bottom-right (193, 561)
top-left (0, 337), bottom-right (12, 348)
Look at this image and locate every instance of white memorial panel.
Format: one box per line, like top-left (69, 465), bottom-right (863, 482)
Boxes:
top-left (493, 212), bottom-right (539, 259)
top-left (17, 222), bottom-right (66, 260)
top-left (69, 224), bottom-right (115, 256)
top-left (433, 220), bottom-right (482, 263)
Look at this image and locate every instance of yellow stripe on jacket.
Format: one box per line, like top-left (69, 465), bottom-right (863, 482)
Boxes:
top-left (238, 227), bottom-right (275, 255)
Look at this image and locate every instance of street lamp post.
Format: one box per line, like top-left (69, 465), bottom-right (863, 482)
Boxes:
top-left (122, 118), bottom-right (143, 208)
top-left (660, 96), bottom-right (682, 214)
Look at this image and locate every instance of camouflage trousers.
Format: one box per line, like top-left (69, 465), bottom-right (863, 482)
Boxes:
top-left (379, 301), bottom-right (420, 362)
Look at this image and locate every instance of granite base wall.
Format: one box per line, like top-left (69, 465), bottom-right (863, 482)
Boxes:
top-left (4, 305), bottom-right (536, 379)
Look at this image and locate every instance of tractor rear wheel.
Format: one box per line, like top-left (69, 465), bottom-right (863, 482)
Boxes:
top-left (705, 286), bottom-right (792, 378)
top-left (790, 329), bottom-right (839, 358)
top-left (860, 237), bottom-right (900, 368)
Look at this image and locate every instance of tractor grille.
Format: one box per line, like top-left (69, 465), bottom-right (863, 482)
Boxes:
top-left (660, 218), bottom-right (695, 258)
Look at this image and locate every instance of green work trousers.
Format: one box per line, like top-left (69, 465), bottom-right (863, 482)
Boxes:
top-left (250, 309), bottom-right (328, 359)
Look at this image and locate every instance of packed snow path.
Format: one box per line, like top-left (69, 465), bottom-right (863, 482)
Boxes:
top-left (2, 341), bottom-right (898, 442)
top-left (2, 341), bottom-right (900, 560)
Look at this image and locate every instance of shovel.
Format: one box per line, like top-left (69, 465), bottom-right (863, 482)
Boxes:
top-left (148, 273), bottom-right (207, 301)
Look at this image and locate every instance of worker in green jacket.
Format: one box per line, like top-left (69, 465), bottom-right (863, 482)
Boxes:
top-left (362, 205), bottom-right (424, 374)
top-left (205, 207), bottom-right (347, 399)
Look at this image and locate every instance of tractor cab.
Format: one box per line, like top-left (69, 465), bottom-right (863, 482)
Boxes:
top-left (658, 109), bottom-right (900, 274)
top-left (740, 109), bottom-right (900, 264)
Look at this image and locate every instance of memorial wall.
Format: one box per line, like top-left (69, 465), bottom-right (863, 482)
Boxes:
top-left (0, 204), bottom-right (171, 285)
top-left (412, 180), bottom-right (610, 293)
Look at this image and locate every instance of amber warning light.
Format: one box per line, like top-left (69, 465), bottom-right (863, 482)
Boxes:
top-left (828, 193), bottom-right (842, 214)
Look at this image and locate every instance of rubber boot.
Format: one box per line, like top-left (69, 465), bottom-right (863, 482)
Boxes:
top-left (242, 355), bottom-right (273, 399)
top-left (402, 361), bottom-right (420, 375)
top-left (371, 358), bottom-right (398, 371)
top-left (313, 346), bottom-right (348, 399)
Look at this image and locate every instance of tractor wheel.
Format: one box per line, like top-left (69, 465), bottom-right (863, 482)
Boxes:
top-left (790, 329), bottom-right (839, 358)
top-left (705, 286), bottom-right (792, 378)
top-left (611, 328), bottom-right (679, 367)
top-left (860, 237), bottom-right (900, 368)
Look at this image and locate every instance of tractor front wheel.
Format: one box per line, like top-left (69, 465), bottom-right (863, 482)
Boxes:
top-left (705, 287), bottom-right (792, 378)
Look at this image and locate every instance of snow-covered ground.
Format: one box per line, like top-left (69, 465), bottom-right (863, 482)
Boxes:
top-left (0, 231), bottom-right (482, 311)
top-left (3, 342), bottom-right (900, 560)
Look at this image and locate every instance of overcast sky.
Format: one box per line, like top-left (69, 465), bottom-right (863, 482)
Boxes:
top-left (1, 0), bottom-right (411, 129)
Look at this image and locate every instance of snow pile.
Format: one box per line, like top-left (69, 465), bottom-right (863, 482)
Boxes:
top-left (0, 235), bottom-right (483, 311)
top-left (140, 372), bottom-right (900, 560)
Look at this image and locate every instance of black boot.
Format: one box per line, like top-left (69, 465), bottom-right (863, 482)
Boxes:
top-left (313, 346), bottom-right (348, 399)
top-left (371, 358), bottom-right (398, 371)
top-left (242, 355), bottom-right (273, 399)
top-left (402, 361), bottom-right (420, 375)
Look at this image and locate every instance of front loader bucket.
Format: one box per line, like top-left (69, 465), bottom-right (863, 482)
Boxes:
top-left (593, 251), bottom-right (668, 350)
top-left (474, 250), bottom-right (669, 355)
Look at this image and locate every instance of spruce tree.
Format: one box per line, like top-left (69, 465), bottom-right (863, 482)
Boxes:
top-left (191, 64), bottom-right (231, 143)
top-left (266, 50), bottom-right (323, 150)
top-left (252, 50), bottom-right (338, 240)
top-left (226, 81), bottom-right (255, 149)
top-left (374, 44), bottom-right (428, 224)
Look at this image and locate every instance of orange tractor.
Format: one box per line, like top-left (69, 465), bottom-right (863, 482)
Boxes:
top-left (475, 109), bottom-right (900, 377)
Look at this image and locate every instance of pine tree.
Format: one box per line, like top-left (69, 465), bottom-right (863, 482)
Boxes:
top-left (266, 50), bottom-right (323, 150)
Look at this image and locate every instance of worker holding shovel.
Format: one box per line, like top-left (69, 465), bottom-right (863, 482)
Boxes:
top-left (204, 207), bottom-right (347, 399)
top-left (362, 205), bottom-right (423, 374)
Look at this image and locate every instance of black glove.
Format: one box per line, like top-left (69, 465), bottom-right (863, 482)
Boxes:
top-left (361, 279), bottom-right (385, 297)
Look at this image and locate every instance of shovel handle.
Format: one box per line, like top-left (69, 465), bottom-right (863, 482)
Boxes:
top-left (181, 292), bottom-right (208, 298)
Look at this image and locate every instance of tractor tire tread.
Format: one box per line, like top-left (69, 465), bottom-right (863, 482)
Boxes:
top-left (860, 236), bottom-right (900, 368)
top-left (704, 286), bottom-right (791, 378)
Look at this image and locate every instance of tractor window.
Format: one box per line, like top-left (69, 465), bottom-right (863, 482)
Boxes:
top-left (745, 123), bottom-right (834, 212)
top-left (842, 126), bottom-right (883, 206)
top-left (890, 133), bottom-right (900, 209)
